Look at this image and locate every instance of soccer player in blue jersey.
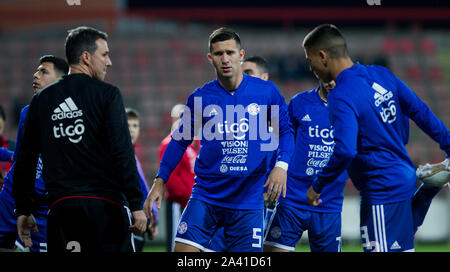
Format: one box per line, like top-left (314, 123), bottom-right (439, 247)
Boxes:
top-left (144, 28), bottom-right (294, 252)
top-left (303, 24), bottom-right (450, 252)
top-left (0, 55), bottom-right (68, 252)
top-left (207, 55), bottom-right (274, 252)
top-left (264, 78), bottom-right (349, 252)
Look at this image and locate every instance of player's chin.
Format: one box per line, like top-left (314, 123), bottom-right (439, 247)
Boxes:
top-left (314, 70), bottom-right (332, 83)
top-left (95, 73), bottom-right (107, 81)
top-left (219, 71), bottom-right (233, 78)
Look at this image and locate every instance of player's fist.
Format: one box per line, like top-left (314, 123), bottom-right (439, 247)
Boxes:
top-left (129, 210), bottom-right (147, 235)
top-left (306, 186), bottom-right (322, 207)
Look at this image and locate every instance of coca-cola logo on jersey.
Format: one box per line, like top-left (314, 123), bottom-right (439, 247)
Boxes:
top-left (307, 158), bottom-right (329, 168)
top-left (221, 155), bottom-right (247, 164)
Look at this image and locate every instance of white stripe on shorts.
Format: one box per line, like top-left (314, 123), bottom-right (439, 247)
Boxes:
top-left (124, 205), bottom-right (136, 252)
top-left (263, 241), bottom-right (295, 252)
top-left (174, 237), bottom-right (214, 252)
top-left (263, 205), bottom-right (278, 242)
top-left (379, 205), bottom-right (388, 251)
top-left (372, 205), bottom-right (387, 252)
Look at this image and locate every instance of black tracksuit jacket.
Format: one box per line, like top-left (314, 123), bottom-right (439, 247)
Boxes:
top-left (13, 73), bottom-right (143, 215)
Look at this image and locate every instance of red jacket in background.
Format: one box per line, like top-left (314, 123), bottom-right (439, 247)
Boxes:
top-left (158, 133), bottom-right (199, 209)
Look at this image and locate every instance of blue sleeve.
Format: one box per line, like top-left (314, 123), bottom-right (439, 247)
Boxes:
top-left (0, 147), bottom-right (13, 162)
top-left (396, 77), bottom-right (450, 157)
top-left (13, 100), bottom-right (40, 215)
top-left (270, 84), bottom-right (294, 164)
top-left (11, 106), bottom-right (29, 163)
top-left (312, 92), bottom-right (358, 193)
top-left (157, 94), bottom-right (197, 182)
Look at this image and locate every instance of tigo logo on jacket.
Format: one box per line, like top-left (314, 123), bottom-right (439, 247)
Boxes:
top-left (52, 97), bottom-right (85, 143)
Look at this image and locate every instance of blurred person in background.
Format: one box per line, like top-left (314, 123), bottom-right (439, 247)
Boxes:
top-left (13, 26), bottom-right (147, 253)
top-left (241, 55), bottom-right (269, 81)
top-left (0, 55), bottom-right (68, 252)
top-left (158, 103), bottom-right (198, 252)
top-left (125, 107), bottom-right (159, 251)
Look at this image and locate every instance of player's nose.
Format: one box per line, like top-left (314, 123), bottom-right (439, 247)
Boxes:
top-left (106, 56), bottom-right (112, 67)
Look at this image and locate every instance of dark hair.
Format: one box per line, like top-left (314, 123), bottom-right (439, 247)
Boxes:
top-left (208, 27), bottom-right (241, 52)
top-left (65, 26), bottom-right (108, 65)
top-left (39, 55), bottom-right (69, 75)
top-left (302, 24), bottom-right (349, 58)
top-left (243, 56), bottom-right (268, 74)
top-left (0, 104), bottom-right (5, 121)
top-left (125, 107), bottom-right (140, 120)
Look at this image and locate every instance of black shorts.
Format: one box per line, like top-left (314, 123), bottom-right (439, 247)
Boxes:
top-left (47, 196), bottom-right (134, 253)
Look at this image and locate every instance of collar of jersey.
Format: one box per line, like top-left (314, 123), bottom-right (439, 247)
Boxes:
top-left (214, 73), bottom-right (249, 96)
top-left (335, 61), bottom-right (361, 85)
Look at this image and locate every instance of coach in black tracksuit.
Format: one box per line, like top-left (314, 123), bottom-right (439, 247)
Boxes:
top-left (12, 26), bottom-right (147, 253)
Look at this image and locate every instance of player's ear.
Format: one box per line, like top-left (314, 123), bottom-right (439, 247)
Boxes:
top-left (207, 53), bottom-right (213, 65)
top-left (80, 51), bottom-right (91, 66)
top-left (239, 49), bottom-right (245, 61)
top-left (261, 73), bottom-right (269, 81)
top-left (318, 49), bottom-right (328, 66)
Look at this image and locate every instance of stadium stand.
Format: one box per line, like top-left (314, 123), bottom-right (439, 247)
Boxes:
top-left (1, 20), bottom-right (449, 178)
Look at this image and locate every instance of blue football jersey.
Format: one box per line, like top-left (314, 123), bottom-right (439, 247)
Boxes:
top-left (283, 88), bottom-right (348, 212)
top-left (2, 105), bottom-right (46, 197)
top-left (0, 147), bottom-right (13, 162)
top-left (312, 63), bottom-right (450, 204)
top-left (158, 74), bottom-right (294, 209)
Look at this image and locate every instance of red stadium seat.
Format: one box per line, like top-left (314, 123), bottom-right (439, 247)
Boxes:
top-left (419, 37), bottom-right (437, 55)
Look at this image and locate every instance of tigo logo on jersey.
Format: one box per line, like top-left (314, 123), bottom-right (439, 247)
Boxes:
top-left (52, 97), bottom-right (85, 143)
top-left (208, 108), bottom-right (218, 117)
top-left (308, 125), bottom-right (334, 145)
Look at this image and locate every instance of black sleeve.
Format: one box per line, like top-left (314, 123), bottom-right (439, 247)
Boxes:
top-left (105, 87), bottom-right (143, 212)
top-left (13, 95), bottom-right (40, 216)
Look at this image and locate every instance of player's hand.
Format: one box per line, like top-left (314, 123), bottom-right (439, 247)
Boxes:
top-left (147, 214), bottom-right (159, 240)
top-left (263, 192), bottom-right (276, 209)
top-left (129, 210), bottom-right (147, 235)
top-left (144, 177), bottom-right (164, 219)
top-left (17, 214), bottom-right (38, 248)
top-left (263, 166), bottom-right (287, 202)
top-left (306, 186), bottom-right (322, 206)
